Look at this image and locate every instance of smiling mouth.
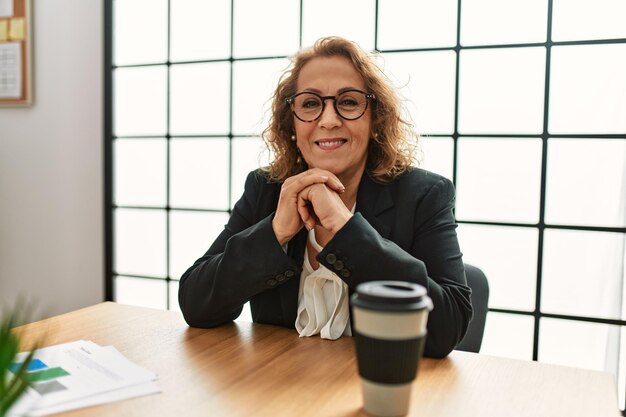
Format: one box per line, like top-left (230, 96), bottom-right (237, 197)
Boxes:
top-left (315, 139), bottom-right (347, 150)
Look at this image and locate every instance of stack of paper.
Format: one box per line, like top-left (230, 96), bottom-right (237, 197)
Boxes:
top-left (7, 340), bottom-right (160, 416)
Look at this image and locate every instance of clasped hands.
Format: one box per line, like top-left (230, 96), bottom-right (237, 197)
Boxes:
top-left (272, 169), bottom-right (353, 246)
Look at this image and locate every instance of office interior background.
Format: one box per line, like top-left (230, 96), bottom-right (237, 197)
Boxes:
top-left (0, 0), bottom-right (624, 410)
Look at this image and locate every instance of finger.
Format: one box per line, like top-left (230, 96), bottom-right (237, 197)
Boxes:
top-left (297, 191), bottom-right (316, 231)
top-left (305, 169), bottom-right (345, 193)
top-left (287, 170), bottom-right (345, 195)
top-left (323, 175), bottom-right (345, 193)
top-left (281, 174), bottom-right (326, 197)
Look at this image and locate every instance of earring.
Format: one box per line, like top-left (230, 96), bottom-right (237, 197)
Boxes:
top-left (291, 135), bottom-right (296, 141)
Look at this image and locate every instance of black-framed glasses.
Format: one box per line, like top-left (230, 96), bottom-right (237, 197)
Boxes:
top-left (286, 89), bottom-right (376, 122)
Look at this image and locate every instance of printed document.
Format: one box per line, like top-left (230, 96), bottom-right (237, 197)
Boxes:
top-left (7, 340), bottom-right (160, 416)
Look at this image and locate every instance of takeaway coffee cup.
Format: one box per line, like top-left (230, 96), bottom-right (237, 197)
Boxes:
top-left (351, 281), bottom-right (433, 417)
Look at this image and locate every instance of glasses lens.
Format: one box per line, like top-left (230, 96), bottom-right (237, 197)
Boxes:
top-left (290, 90), bottom-right (370, 121)
top-left (336, 91), bottom-right (368, 120)
top-left (292, 93), bottom-right (323, 121)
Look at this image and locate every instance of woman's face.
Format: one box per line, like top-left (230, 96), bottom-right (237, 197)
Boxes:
top-left (293, 56), bottom-right (372, 184)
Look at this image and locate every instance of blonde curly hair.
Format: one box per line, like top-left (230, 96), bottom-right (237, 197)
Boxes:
top-left (262, 37), bottom-right (417, 183)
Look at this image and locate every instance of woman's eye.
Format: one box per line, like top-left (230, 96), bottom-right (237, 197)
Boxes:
top-left (302, 99), bottom-right (321, 109)
top-left (339, 97), bottom-right (358, 107)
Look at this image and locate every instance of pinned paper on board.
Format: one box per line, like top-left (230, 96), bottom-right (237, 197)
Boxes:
top-left (9, 17), bottom-right (24, 40)
top-left (0, 41), bottom-right (21, 98)
top-left (0, 0), bottom-right (13, 18)
top-left (0, 19), bottom-right (8, 41)
top-left (0, 0), bottom-right (30, 105)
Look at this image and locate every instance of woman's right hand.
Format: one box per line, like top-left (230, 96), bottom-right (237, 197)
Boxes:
top-left (272, 169), bottom-right (345, 246)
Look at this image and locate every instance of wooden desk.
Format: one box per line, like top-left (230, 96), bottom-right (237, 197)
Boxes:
top-left (15, 302), bottom-right (619, 417)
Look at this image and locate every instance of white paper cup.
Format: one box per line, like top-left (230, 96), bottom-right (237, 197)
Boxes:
top-left (351, 281), bottom-right (433, 417)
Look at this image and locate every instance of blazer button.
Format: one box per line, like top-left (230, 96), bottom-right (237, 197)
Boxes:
top-left (275, 274), bottom-right (285, 282)
top-left (326, 253), bottom-right (337, 264)
top-left (284, 270), bottom-right (295, 278)
top-left (340, 269), bottom-right (351, 278)
top-left (267, 279), bottom-right (277, 286)
top-left (333, 260), bottom-right (344, 271)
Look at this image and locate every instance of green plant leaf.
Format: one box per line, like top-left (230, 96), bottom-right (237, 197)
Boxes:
top-left (0, 318), bottom-right (20, 398)
top-left (0, 308), bottom-right (39, 417)
top-left (1, 349), bottom-right (36, 416)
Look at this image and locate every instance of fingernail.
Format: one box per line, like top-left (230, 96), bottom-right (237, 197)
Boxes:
top-left (320, 176), bottom-right (329, 181)
top-left (305, 224), bottom-right (312, 231)
top-left (339, 187), bottom-right (346, 193)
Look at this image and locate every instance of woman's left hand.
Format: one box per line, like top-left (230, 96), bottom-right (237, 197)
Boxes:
top-left (297, 183), bottom-right (353, 234)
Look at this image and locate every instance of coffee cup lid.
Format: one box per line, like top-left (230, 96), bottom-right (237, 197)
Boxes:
top-left (351, 281), bottom-right (433, 312)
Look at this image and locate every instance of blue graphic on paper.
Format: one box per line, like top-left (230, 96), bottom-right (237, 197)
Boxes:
top-left (9, 358), bottom-right (48, 373)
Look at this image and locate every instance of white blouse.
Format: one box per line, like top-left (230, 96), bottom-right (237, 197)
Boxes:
top-left (295, 228), bottom-right (352, 340)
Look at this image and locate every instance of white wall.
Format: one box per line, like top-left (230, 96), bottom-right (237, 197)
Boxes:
top-left (0, 0), bottom-right (104, 320)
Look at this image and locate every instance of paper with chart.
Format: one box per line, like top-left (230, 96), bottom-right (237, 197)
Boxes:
top-left (7, 340), bottom-right (160, 417)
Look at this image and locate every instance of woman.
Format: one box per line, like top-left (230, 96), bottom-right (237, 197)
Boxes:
top-left (179, 37), bottom-right (472, 358)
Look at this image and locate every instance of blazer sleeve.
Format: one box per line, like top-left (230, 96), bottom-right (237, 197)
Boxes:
top-left (178, 171), bottom-right (302, 328)
top-left (317, 176), bottom-right (472, 358)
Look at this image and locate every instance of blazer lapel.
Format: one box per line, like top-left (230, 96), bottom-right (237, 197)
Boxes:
top-left (276, 172), bottom-right (396, 327)
top-left (356, 173), bottom-right (395, 239)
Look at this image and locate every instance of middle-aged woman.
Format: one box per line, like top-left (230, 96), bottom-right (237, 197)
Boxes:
top-left (179, 37), bottom-right (472, 358)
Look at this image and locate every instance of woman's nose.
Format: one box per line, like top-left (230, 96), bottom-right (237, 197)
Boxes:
top-left (318, 101), bottom-right (342, 129)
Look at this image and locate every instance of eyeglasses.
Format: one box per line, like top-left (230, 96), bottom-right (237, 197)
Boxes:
top-left (286, 89), bottom-right (375, 122)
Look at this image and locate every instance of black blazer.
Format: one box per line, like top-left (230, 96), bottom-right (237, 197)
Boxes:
top-left (179, 168), bottom-right (472, 358)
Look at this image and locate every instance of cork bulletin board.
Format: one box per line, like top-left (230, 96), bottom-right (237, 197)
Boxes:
top-left (0, 0), bottom-right (31, 106)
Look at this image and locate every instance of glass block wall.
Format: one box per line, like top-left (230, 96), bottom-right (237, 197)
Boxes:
top-left (105, 0), bottom-right (626, 408)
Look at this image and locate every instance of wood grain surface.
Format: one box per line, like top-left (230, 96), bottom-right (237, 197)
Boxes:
top-left (14, 302), bottom-right (620, 417)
